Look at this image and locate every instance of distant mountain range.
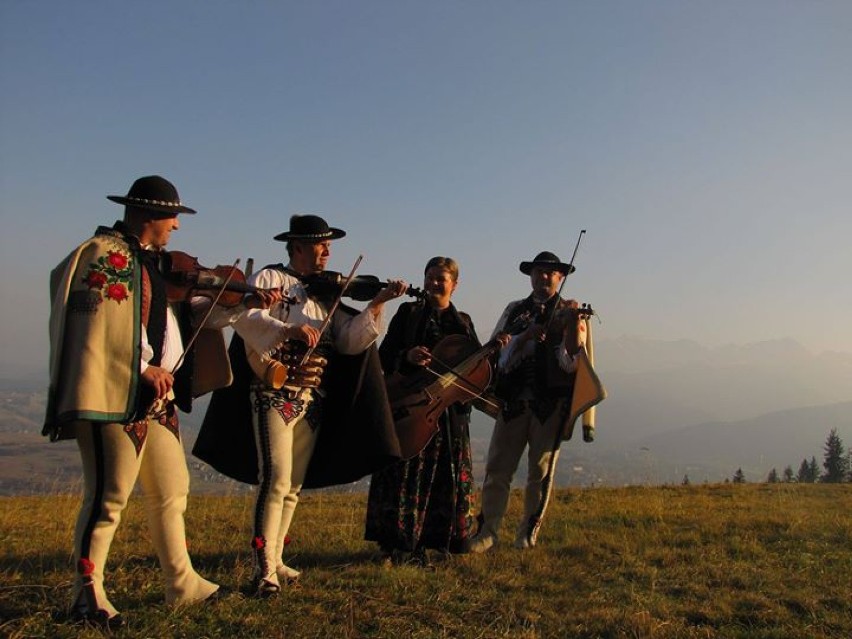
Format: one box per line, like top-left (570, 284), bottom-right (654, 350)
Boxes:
top-left (588, 336), bottom-right (852, 443)
top-left (471, 336), bottom-right (852, 484)
top-left (2, 336), bottom-right (850, 493)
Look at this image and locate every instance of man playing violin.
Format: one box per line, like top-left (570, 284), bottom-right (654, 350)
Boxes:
top-left (470, 251), bottom-right (587, 553)
top-left (44, 176), bottom-right (282, 628)
top-left (195, 214), bottom-right (406, 598)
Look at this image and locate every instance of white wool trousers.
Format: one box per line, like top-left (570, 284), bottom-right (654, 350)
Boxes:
top-left (251, 389), bottom-right (320, 587)
top-left (478, 399), bottom-right (568, 543)
top-left (72, 411), bottom-right (217, 616)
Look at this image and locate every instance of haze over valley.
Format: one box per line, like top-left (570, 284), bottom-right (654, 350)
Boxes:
top-left (3, 335), bottom-right (849, 494)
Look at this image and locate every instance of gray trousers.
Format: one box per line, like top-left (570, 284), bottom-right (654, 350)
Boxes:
top-left (478, 399), bottom-right (567, 543)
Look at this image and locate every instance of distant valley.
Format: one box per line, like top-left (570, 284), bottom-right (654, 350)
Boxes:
top-left (3, 336), bottom-right (850, 494)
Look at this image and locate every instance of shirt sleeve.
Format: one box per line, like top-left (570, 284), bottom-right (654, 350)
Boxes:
top-left (140, 325), bottom-right (153, 373)
top-left (224, 268), bottom-right (292, 356)
top-left (331, 306), bottom-right (382, 354)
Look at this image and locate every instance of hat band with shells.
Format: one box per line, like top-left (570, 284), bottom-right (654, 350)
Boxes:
top-left (121, 196), bottom-right (186, 209)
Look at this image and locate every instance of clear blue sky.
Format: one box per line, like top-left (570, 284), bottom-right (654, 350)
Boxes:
top-left (2, 1), bottom-right (850, 379)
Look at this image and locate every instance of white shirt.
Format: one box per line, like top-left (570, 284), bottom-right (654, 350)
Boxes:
top-left (490, 298), bottom-right (585, 375)
top-left (232, 265), bottom-right (383, 358)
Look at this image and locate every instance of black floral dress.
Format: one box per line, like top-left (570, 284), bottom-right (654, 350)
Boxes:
top-left (365, 301), bottom-right (479, 554)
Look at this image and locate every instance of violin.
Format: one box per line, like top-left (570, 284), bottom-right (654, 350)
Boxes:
top-left (163, 251), bottom-right (265, 307)
top-left (301, 270), bottom-right (427, 301)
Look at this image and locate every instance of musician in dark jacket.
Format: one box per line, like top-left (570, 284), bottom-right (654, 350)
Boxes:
top-left (470, 251), bottom-right (586, 553)
top-left (365, 256), bottom-right (498, 564)
top-left (194, 214), bottom-right (406, 597)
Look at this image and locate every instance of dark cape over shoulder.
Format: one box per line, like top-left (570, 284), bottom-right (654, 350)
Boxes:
top-left (192, 318), bottom-right (402, 489)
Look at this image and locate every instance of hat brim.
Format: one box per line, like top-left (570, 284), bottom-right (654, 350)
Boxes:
top-left (273, 228), bottom-right (346, 242)
top-left (520, 261), bottom-right (576, 275)
top-left (107, 195), bottom-right (196, 214)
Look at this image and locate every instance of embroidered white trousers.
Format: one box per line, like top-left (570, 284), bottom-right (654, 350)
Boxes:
top-left (478, 399), bottom-right (567, 544)
top-left (72, 416), bottom-right (217, 616)
top-left (251, 389), bottom-right (320, 587)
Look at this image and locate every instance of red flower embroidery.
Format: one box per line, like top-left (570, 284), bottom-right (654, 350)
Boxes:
top-left (84, 270), bottom-right (108, 289)
top-left (107, 251), bottom-right (129, 270)
top-left (83, 245), bottom-right (134, 306)
top-left (284, 535), bottom-right (292, 546)
top-left (77, 558), bottom-right (95, 576)
top-left (106, 283), bottom-right (129, 302)
top-left (251, 536), bottom-right (266, 550)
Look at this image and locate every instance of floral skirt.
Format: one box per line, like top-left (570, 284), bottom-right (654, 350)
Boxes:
top-left (365, 413), bottom-right (475, 554)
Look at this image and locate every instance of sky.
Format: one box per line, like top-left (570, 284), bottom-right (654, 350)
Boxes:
top-left (1, 1), bottom-right (851, 380)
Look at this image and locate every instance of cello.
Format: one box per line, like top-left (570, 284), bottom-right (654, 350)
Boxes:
top-left (385, 311), bottom-right (533, 459)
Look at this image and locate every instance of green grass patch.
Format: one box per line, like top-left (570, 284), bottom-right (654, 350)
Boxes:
top-left (1, 484), bottom-right (850, 638)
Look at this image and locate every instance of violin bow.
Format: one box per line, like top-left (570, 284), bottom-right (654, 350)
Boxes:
top-left (541, 229), bottom-right (585, 334)
top-left (422, 359), bottom-right (500, 410)
top-left (298, 254), bottom-right (363, 367)
top-left (423, 310), bottom-right (534, 412)
top-left (170, 258), bottom-right (242, 375)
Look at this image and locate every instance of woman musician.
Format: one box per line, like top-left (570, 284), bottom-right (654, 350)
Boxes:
top-left (365, 256), bottom-right (508, 565)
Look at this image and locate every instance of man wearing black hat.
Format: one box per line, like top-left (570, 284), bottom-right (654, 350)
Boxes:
top-left (194, 214), bottom-right (407, 597)
top-left (470, 251), bottom-right (587, 553)
top-left (44, 176), bottom-right (281, 627)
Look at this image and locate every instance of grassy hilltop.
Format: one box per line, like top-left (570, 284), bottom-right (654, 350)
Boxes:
top-left (1, 484), bottom-right (850, 638)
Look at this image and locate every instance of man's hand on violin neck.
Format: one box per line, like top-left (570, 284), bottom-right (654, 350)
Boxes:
top-left (141, 366), bottom-right (174, 399)
top-left (370, 279), bottom-right (408, 305)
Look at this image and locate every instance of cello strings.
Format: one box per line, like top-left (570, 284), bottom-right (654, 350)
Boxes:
top-left (422, 359), bottom-right (500, 410)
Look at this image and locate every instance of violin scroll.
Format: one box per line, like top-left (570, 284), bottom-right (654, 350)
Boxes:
top-left (575, 303), bottom-right (595, 318)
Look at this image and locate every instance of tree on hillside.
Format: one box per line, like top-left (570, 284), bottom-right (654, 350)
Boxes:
top-left (783, 465), bottom-right (795, 483)
top-left (797, 457), bottom-right (819, 483)
top-left (682, 474), bottom-right (690, 486)
top-left (732, 468), bottom-right (746, 484)
top-left (821, 428), bottom-right (848, 483)
top-left (797, 459), bottom-right (812, 483)
top-left (809, 456), bottom-right (820, 482)
top-left (767, 468), bottom-right (779, 483)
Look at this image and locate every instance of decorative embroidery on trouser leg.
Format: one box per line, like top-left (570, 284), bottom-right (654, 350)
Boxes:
top-left (123, 418), bottom-right (148, 456)
top-left (123, 398), bottom-right (179, 455)
top-left (270, 394), bottom-right (305, 422)
top-left (76, 424), bottom-right (105, 616)
top-left (252, 389), bottom-right (277, 583)
top-left (251, 388), bottom-right (320, 587)
top-left (149, 398), bottom-right (180, 440)
top-left (73, 422), bottom-right (140, 619)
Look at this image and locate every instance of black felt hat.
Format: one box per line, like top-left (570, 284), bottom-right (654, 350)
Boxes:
top-left (107, 175), bottom-right (196, 214)
top-left (519, 251), bottom-right (575, 275)
top-left (273, 214), bottom-right (346, 242)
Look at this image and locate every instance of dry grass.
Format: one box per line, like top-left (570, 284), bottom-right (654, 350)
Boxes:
top-left (1, 484), bottom-right (850, 638)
